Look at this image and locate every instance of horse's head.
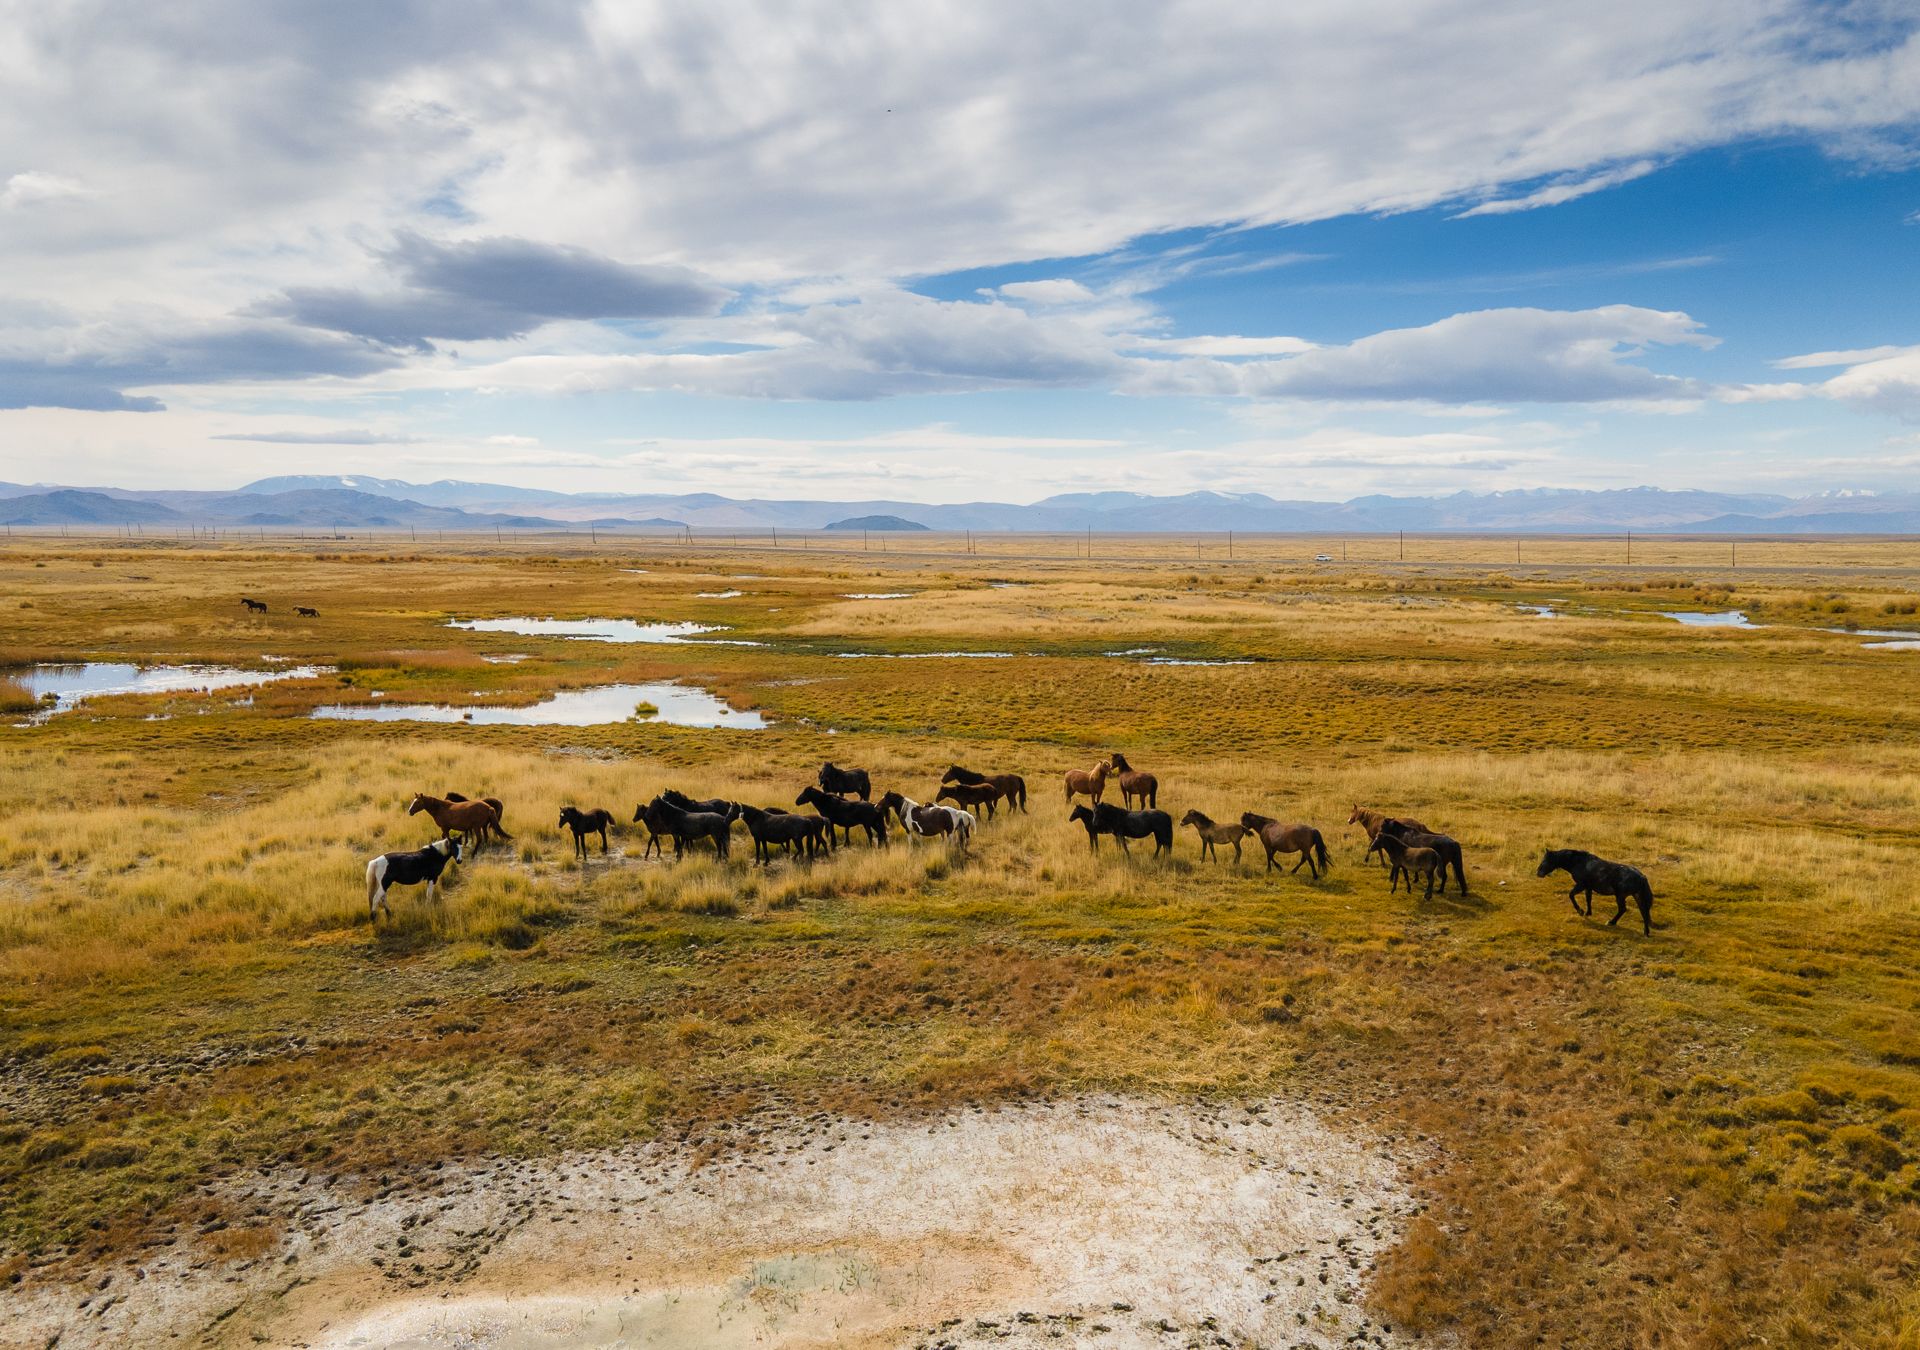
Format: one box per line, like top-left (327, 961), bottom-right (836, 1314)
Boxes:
top-left (796, 786), bottom-right (820, 807)
top-left (1068, 805), bottom-right (1093, 824)
top-left (406, 793), bottom-right (428, 816)
top-left (1179, 810), bottom-right (1206, 828)
top-left (1108, 753), bottom-right (1129, 772)
top-left (1240, 811), bottom-right (1271, 831)
top-left (631, 802), bottom-right (648, 824)
top-left (1346, 804), bottom-right (1364, 824)
top-left (941, 765), bottom-right (962, 783)
top-left (1535, 850), bottom-right (1561, 877)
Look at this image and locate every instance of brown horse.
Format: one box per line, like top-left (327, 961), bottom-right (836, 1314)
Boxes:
top-left (1179, 809), bottom-right (1249, 863)
top-left (1241, 812), bottom-right (1331, 879)
top-left (1347, 805), bottom-right (1431, 867)
top-left (408, 792), bottom-right (511, 855)
top-left (1064, 759), bottom-right (1110, 806)
top-left (942, 765), bottom-right (1027, 813)
top-left (1369, 832), bottom-right (1442, 900)
top-left (444, 791), bottom-right (510, 845)
top-left (1108, 753), bottom-right (1158, 810)
top-left (935, 781), bottom-right (999, 820)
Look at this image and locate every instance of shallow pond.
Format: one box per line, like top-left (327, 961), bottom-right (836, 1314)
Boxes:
top-left (843, 592), bottom-right (914, 600)
top-left (448, 617), bottom-right (722, 644)
top-left (313, 682), bottom-right (765, 729)
top-left (9, 662), bottom-right (327, 714)
top-left (1660, 610), bottom-right (1760, 628)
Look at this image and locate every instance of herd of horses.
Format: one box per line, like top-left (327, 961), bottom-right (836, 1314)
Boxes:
top-left (364, 756), bottom-right (1657, 936)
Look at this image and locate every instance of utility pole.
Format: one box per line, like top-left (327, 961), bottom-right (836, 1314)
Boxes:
top-left (1626, 530), bottom-right (1632, 566)
top-left (1398, 530), bottom-right (1403, 562)
top-left (1731, 540), bottom-right (1737, 569)
top-left (1227, 529), bottom-right (1234, 559)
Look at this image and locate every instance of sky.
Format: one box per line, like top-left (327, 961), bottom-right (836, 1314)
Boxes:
top-left (3, 1), bottom-right (1920, 505)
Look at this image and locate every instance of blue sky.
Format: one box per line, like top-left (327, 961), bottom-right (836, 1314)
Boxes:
top-left (2, 3), bottom-right (1919, 502)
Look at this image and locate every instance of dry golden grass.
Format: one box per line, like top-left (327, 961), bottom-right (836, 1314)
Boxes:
top-left (2, 537), bottom-right (1919, 1345)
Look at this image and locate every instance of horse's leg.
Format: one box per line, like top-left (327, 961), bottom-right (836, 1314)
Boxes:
top-left (1584, 887), bottom-right (1596, 917)
top-left (1231, 837), bottom-right (1242, 864)
top-left (1607, 893), bottom-right (1626, 927)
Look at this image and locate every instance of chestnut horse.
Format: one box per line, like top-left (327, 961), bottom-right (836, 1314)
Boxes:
top-left (1107, 753), bottom-right (1158, 810)
top-left (1064, 759), bottom-right (1110, 806)
top-left (408, 793), bottom-right (511, 855)
top-left (1240, 812), bottom-right (1330, 879)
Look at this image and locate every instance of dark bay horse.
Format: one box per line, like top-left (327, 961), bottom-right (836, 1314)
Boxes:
top-left (943, 765), bottom-right (1027, 812)
top-left (643, 795), bottom-right (734, 860)
top-left (1378, 820), bottom-right (1467, 894)
top-left (295, 606), bottom-right (319, 617)
top-left (818, 762), bottom-right (871, 801)
top-left (1370, 833), bottom-right (1441, 900)
top-left (1241, 812), bottom-right (1330, 879)
top-left (797, 785), bottom-right (888, 846)
top-left (662, 788), bottom-right (738, 817)
top-left (935, 782), bottom-right (999, 820)
top-left (738, 803), bottom-right (827, 864)
top-left (557, 806), bottom-right (615, 859)
top-left (1070, 802), bottom-right (1173, 856)
top-left (1538, 849), bottom-right (1654, 936)
top-left (1347, 805), bottom-right (1430, 867)
top-left (1180, 809), bottom-right (1249, 863)
top-left (365, 837), bottom-right (456, 922)
top-left (1107, 753), bottom-right (1158, 810)
top-left (408, 793), bottom-right (510, 855)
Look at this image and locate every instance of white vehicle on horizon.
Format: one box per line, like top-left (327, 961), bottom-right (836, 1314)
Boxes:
top-left (1313, 552), bottom-right (1334, 562)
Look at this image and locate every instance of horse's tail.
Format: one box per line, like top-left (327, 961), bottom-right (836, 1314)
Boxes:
top-left (1312, 829), bottom-right (1330, 872)
top-left (489, 814), bottom-right (514, 842)
top-left (365, 858), bottom-right (384, 914)
top-left (1450, 843), bottom-right (1466, 893)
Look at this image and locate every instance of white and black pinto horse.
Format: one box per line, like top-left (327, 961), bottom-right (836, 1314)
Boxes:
top-left (366, 837), bottom-right (458, 922)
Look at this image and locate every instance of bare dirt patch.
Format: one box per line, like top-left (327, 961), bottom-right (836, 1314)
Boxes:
top-left (6, 1096), bottom-right (1423, 1349)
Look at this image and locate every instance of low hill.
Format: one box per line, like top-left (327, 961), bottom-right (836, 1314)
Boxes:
top-left (824, 514), bottom-right (929, 531)
top-left (0, 490), bottom-right (183, 525)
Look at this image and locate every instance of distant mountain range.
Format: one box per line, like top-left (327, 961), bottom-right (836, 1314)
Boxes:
top-left (0, 475), bottom-right (1915, 534)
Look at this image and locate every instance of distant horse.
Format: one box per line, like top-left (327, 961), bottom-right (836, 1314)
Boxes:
top-left (879, 791), bottom-right (974, 849)
top-left (241, 597), bottom-right (267, 613)
top-left (644, 794), bottom-right (734, 860)
top-left (943, 765), bottom-right (1027, 813)
top-left (295, 606), bottom-right (319, 618)
top-left (557, 806), bottom-right (615, 859)
top-left (365, 837), bottom-right (456, 923)
top-left (797, 785), bottom-right (888, 846)
top-left (738, 803), bottom-right (828, 864)
top-left (1064, 759), bottom-right (1110, 807)
top-left (408, 793), bottom-right (510, 856)
top-left (818, 762), bottom-right (872, 801)
top-left (935, 782), bottom-right (999, 820)
top-left (1369, 832), bottom-right (1441, 900)
top-left (1180, 809), bottom-right (1249, 863)
top-left (1108, 753), bottom-right (1158, 810)
top-left (1538, 849), bottom-right (1654, 936)
top-left (443, 792), bottom-right (509, 845)
top-left (1241, 812), bottom-right (1331, 879)
top-left (1378, 820), bottom-right (1467, 895)
top-left (1070, 801), bottom-right (1173, 856)
top-left (1347, 805), bottom-right (1431, 867)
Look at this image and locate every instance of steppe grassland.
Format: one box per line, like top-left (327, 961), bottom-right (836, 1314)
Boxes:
top-left (2, 536), bottom-right (1919, 1347)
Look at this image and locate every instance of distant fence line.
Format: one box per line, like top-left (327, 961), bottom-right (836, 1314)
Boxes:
top-left (2, 522), bottom-right (1916, 570)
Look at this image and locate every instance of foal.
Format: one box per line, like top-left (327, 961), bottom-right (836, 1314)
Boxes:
top-left (557, 805), bottom-right (615, 859)
top-left (1368, 833), bottom-right (1441, 900)
top-left (1179, 809), bottom-right (1249, 863)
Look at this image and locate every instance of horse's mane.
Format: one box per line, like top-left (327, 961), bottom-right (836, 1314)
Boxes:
top-left (1182, 809), bottom-right (1215, 826)
top-left (945, 764), bottom-right (984, 784)
top-left (1109, 753), bottom-right (1132, 772)
top-left (1240, 811), bottom-right (1276, 828)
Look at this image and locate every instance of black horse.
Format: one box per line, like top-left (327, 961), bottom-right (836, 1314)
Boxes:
top-left (241, 597), bottom-right (267, 613)
top-left (1069, 802), bottom-right (1173, 856)
top-left (641, 795), bottom-right (735, 860)
top-left (817, 762), bottom-right (872, 801)
top-left (796, 785), bottom-right (888, 846)
top-left (662, 788), bottom-right (738, 817)
top-left (557, 805), bottom-right (615, 859)
top-left (1379, 819), bottom-right (1467, 894)
top-left (1538, 849), bottom-right (1655, 936)
top-left (738, 803), bottom-right (829, 863)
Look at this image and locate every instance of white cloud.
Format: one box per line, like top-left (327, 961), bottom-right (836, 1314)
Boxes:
top-left (994, 279), bottom-right (1097, 305)
top-left (0, 170), bottom-right (92, 209)
top-left (1131, 335), bottom-right (1318, 357)
top-left (1453, 161), bottom-right (1661, 217)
